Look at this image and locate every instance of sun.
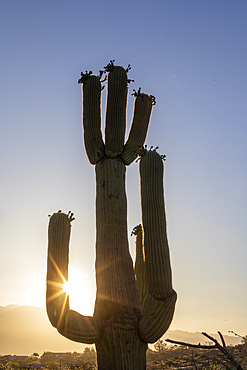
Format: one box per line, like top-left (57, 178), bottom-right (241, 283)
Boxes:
top-left (62, 266), bottom-right (92, 315)
top-left (62, 280), bottom-right (70, 294)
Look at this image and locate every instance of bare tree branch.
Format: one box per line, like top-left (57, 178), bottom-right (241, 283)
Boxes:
top-left (166, 332), bottom-right (244, 370)
top-left (218, 331), bottom-right (226, 347)
top-left (165, 338), bottom-right (216, 349)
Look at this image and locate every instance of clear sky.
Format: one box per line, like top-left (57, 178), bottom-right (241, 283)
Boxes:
top-left (0, 0), bottom-right (247, 336)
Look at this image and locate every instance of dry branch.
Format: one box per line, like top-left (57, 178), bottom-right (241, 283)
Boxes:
top-left (166, 331), bottom-right (243, 370)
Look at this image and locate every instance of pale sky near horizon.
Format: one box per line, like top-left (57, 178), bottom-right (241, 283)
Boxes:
top-left (0, 1), bottom-right (247, 336)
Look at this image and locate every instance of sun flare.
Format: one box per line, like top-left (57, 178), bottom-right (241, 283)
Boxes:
top-left (62, 267), bottom-right (92, 315)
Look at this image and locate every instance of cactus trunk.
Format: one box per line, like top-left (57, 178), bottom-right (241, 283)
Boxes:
top-left (93, 157), bottom-right (147, 368)
top-left (94, 158), bottom-right (141, 319)
top-left (95, 315), bottom-right (147, 369)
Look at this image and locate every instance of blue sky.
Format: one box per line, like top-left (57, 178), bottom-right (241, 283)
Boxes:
top-left (0, 0), bottom-right (247, 335)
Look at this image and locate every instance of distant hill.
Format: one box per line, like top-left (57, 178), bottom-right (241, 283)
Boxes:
top-left (0, 305), bottom-right (242, 355)
top-left (0, 305), bottom-right (87, 355)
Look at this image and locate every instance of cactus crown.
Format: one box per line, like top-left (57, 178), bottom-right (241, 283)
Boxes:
top-left (78, 60), bottom-right (158, 166)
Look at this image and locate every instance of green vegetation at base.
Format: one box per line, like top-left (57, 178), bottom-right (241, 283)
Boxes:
top-left (0, 348), bottom-right (96, 369)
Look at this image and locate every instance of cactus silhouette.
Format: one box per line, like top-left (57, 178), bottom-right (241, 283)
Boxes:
top-left (46, 63), bottom-right (177, 369)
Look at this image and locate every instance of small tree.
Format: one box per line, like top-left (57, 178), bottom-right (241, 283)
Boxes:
top-left (6, 362), bottom-right (20, 369)
top-left (45, 360), bottom-right (60, 370)
top-left (154, 339), bottom-right (167, 353)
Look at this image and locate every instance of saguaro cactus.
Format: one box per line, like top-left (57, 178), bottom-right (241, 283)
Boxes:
top-left (46, 62), bottom-right (177, 369)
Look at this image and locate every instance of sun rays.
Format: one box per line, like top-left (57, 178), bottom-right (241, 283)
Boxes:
top-left (46, 253), bottom-right (68, 303)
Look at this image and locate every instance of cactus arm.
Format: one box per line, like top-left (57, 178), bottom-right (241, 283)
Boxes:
top-left (82, 75), bottom-right (105, 164)
top-left (46, 211), bottom-right (102, 343)
top-left (140, 150), bottom-right (173, 295)
top-left (138, 293), bottom-right (177, 343)
top-left (133, 224), bottom-right (176, 344)
top-left (105, 66), bottom-right (128, 158)
top-left (46, 211), bottom-right (70, 329)
top-left (57, 310), bottom-right (102, 344)
top-left (132, 224), bottom-right (148, 303)
top-left (121, 93), bottom-right (153, 165)
top-left (133, 225), bottom-right (176, 344)
top-left (137, 150), bottom-right (177, 343)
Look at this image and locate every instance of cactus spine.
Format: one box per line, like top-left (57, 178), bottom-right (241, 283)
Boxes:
top-left (46, 63), bottom-right (177, 369)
